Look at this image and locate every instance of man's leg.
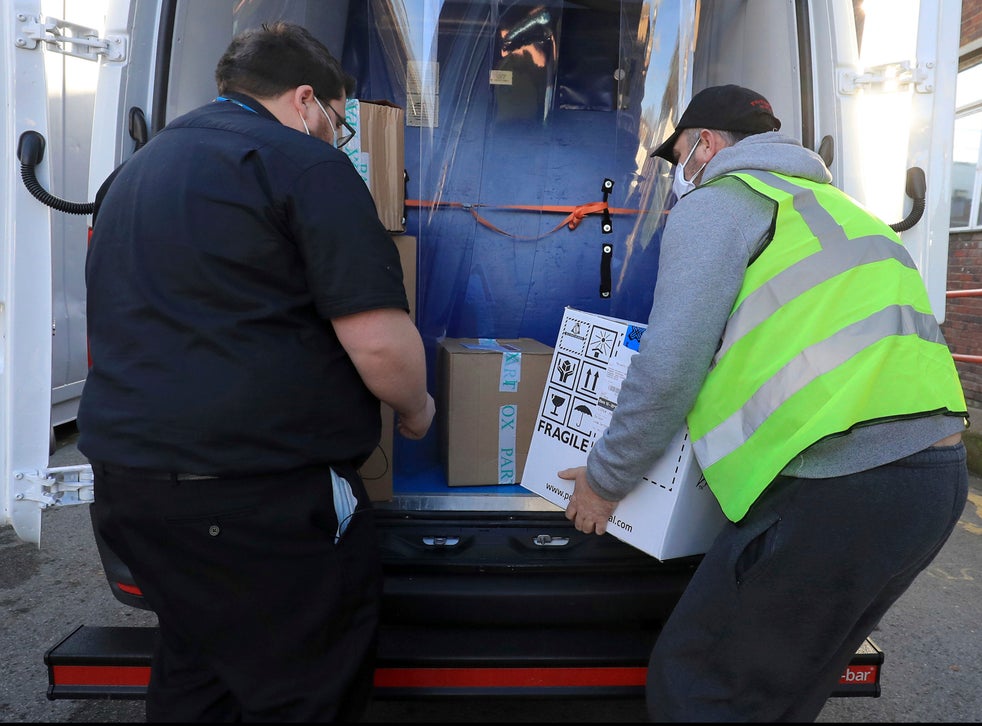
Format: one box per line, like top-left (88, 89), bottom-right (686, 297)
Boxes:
top-left (90, 462), bottom-right (382, 722)
top-left (646, 445), bottom-right (967, 722)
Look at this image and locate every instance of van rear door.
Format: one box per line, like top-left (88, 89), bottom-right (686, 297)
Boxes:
top-left (1, 0), bottom-right (122, 544)
top-left (89, 0), bottom-right (233, 190)
top-left (2, 0), bottom-right (58, 545)
top-left (808, 0), bottom-right (960, 318)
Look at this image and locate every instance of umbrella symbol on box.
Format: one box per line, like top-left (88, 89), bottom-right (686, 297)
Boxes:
top-left (574, 404), bottom-right (592, 426)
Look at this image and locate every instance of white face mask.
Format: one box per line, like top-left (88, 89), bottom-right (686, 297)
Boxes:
top-left (298, 98), bottom-right (339, 145)
top-left (313, 97), bottom-right (341, 148)
top-left (671, 136), bottom-right (706, 200)
top-left (299, 109), bottom-right (312, 136)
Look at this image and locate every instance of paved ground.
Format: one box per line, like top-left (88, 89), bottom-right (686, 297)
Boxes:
top-left (1, 425), bottom-right (980, 723)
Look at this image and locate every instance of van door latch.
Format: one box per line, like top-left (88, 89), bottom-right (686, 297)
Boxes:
top-left (15, 14), bottom-right (127, 62)
top-left (533, 534), bottom-right (570, 547)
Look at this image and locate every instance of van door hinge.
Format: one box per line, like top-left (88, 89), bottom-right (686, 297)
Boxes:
top-left (838, 61), bottom-right (935, 95)
top-left (12, 465), bottom-right (94, 510)
top-left (14, 13), bottom-right (127, 62)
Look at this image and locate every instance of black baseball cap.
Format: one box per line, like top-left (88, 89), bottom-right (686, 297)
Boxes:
top-left (651, 84), bottom-right (781, 162)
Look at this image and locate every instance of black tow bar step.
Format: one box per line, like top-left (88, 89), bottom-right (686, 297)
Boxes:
top-left (46, 625), bottom-right (882, 700)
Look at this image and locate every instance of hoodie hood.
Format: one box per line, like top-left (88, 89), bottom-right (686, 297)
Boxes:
top-left (701, 131), bottom-right (832, 186)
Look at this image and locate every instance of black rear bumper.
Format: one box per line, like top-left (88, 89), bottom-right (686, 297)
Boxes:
top-left (45, 624), bottom-right (882, 700)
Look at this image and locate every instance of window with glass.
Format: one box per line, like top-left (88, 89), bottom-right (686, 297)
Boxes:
top-left (951, 63), bottom-right (982, 230)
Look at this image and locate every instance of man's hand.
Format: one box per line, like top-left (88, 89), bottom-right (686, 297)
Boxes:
top-left (397, 394), bottom-right (435, 440)
top-left (557, 466), bottom-right (617, 535)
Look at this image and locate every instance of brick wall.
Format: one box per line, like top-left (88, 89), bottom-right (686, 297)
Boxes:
top-left (942, 232), bottom-right (982, 408)
top-left (947, 3), bottom-right (982, 408)
top-left (963, 0), bottom-right (982, 50)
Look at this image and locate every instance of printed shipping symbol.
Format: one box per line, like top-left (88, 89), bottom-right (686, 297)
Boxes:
top-left (556, 358), bottom-right (575, 383)
top-left (590, 330), bottom-right (615, 358)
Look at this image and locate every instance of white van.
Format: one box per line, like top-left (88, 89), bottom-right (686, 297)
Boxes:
top-left (2, 0), bottom-right (960, 700)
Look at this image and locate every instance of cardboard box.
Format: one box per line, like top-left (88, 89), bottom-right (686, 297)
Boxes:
top-left (359, 401), bottom-right (396, 502)
top-left (356, 235), bottom-right (417, 501)
top-left (344, 99), bottom-right (406, 233)
top-left (391, 235), bottom-right (417, 321)
top-left (439, 338), bottom-right (554, 486)
top-left (520, 307), bottom-right (727, 560)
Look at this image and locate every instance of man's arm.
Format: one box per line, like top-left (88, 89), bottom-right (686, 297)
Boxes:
top-left (566, 181), bottom-right (771, 534)
top-left (332, 308), bottom-right (435, 439)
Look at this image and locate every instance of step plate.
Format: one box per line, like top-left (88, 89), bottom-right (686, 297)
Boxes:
top-left (46, 625), bottom-right (882, 700)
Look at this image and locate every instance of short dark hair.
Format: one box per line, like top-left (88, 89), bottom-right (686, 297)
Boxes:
top-left (215, 21), bottom-right (355, 101)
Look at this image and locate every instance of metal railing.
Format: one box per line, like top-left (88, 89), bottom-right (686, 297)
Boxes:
top-left (946, 288), bottom-right (982, 364)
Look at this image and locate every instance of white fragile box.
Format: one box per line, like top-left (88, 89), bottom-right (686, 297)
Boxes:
top-left (520, 307), bottom-right (727, 560)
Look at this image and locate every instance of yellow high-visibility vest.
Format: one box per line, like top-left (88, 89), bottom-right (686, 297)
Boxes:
top-left (687, 171), bottom-right (967, 522)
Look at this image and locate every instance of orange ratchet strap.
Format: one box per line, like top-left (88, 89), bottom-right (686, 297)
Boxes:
top-left (404, 198), bottom-right (641, 240)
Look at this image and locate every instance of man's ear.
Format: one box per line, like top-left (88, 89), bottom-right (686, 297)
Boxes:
top-left (699, 129), bottom-right (725, 161)
top-left (292, 84), bottom-right (315, 112)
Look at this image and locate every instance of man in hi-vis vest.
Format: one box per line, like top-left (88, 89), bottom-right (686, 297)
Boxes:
top-left (558, 85), bottom-right (969, 722)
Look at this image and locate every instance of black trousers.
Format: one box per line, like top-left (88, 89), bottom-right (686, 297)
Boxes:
top-left (646, 442), bottom-right (968, 722)
top-left (89, 461), bottom-right (382, 722)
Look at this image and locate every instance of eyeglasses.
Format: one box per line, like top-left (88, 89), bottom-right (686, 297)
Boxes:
top-left (315, 97), bottom-right (356, 149)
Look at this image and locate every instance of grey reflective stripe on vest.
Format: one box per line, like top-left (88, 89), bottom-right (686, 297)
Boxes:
top-left (717, 171), bottom-right (917, 361)
top-left (694, 304), bottom-right (944, 469)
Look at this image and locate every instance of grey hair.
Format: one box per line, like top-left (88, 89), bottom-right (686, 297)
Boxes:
top-left (685, 127), bottom-right (756, 149)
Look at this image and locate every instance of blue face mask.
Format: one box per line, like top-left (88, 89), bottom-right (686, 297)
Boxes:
top-left (671, 136), bottom-right (706, 200)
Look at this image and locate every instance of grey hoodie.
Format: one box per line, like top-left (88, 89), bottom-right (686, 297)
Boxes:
top-left (585, 132), bottom-right (965, 506)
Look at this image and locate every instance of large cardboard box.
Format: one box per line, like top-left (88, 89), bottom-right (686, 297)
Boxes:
top-left (439, 338), bottom-right (554, 486)
top-left (357, 235), bottom-right (417, 501)
top-left (344, 99), bottom-right (406, 233)
top-left (520, 307), bottom-right (727, 560)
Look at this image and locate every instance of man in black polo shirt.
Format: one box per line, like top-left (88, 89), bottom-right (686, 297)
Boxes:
top-left (79, 22), bottom-right (434, 722)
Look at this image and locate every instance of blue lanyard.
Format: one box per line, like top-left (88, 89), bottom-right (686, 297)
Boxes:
top-left (214, 96), bottom-right (258, 114)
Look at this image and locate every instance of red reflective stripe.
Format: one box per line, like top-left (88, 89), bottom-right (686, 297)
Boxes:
top-left (373, 666), bottom-right (646, 689)
top-left (54, 664), bottom-right (643, 689)
top-left (52, 665), bottom-right (151, 687)
top-left (116, 581), bottom-right (143, 596)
